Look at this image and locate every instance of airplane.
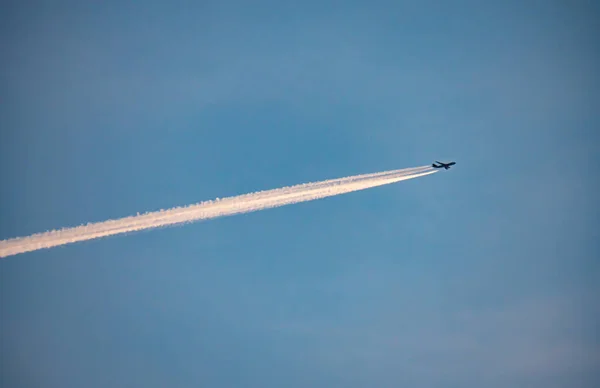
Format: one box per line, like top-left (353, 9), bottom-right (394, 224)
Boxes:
top-left (432, 161), bottom-right (456, 170)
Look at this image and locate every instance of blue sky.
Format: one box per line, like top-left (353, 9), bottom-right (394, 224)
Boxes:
top-left (1, 1), bottom-right (598, 387)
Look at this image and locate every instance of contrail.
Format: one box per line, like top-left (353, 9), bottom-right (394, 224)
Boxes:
top-left (0, 165), bottom-right (437, 258)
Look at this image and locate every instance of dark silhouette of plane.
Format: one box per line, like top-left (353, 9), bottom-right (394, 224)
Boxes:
top-left (432, 161), bottom-right (456, 170)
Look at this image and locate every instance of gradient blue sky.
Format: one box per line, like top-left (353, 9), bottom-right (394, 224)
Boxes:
top-left (1, 1), bottom-right (598, 387)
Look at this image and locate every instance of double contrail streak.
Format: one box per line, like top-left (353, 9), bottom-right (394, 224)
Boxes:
top-left (0, 166), bottom-right (437, 258)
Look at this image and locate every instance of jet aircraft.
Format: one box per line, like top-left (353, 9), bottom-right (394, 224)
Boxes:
top-left (432, 161), bottom-right (456, 170)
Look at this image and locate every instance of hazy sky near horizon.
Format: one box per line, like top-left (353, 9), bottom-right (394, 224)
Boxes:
top-left (1, 1), bottom-right (599, 387)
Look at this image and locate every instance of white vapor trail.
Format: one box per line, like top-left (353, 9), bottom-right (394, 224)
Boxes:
top-left (0, 165), bottom-right (437, 258)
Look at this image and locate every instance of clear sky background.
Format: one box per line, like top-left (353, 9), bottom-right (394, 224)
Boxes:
top-left (1, 1), bottom-right (598, 387)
